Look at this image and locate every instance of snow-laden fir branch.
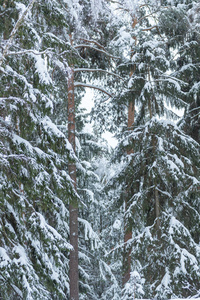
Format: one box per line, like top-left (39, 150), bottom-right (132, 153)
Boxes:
top-left (3, 48), bottom-right (53, 57)
top-left (0, 0), bottom-right (37, 66)
top-left (74, 82), bottom-right (113, 97)
top-left (74, 68), bottom-right (125, 81)
top-left (0, 274), bottom-right (23, 299)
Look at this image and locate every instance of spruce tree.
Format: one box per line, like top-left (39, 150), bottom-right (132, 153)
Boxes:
top-left (102, 0), bottom-right (200, 298)
top-left (0, 0), bottom-right (76, 298)
top-left (175, 1), bottom-right (200, 144)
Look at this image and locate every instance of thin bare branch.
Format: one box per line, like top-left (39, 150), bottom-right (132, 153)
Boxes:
top-left (74, 82), bottom-right (113, 98)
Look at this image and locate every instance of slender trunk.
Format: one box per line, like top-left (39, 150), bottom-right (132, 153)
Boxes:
top-left (122, 203), bottom-right (132, 286)
top-left (152, 130), bottom-right (160, 230)
top-left (128, 100), bottom-right (135, 130)
top-left (147, 65), bottom-right (153, 119)
top-left (155, 187), bottom-right (160, 229)
top-left (122, 101), bottom-right (134, 286)
top-left (122, 16), bottom-right (137, 287)
top-left (68, 66), bottom-right (79, 300)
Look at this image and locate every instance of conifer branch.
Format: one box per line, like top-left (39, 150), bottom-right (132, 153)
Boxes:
top-left (141, 25), bottom-right (158, 31)
top-left (74, 44), bottom-right (119, 59)
top-left (78, 38), bottom-right (107, 51)
top-left (188, 106), bottom-right (200, 113)
top-left (0, 274), bottom-right (23, 299)
top-left (138, 10), bottom-right (160, 23)
top-left (74, 68), bottom-right (125, 81)
top-left (3, 48), bottom-right (53, 57)
top-left (0, 0), bottom-right (37, 66)
top-left (74, 82), bottom-right (113, 97)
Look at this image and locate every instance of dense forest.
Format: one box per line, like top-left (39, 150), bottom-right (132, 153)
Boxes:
top-left (0, 0), bottom-right (200, 299)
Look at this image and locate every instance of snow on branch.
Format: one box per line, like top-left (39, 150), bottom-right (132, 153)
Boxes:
top-left (3, 48), bottom-right (53, 57)
top-left (142, 25), bottom-right (158, 31)
top-left (74, 68), bottom-right (125, 81)
top-left (78, 38), bottom-right (107, 51)
top-left (74, 44), bottom-right (119, 59)
top-left (74, 82), bottom-right (113, 97)
top-left (0, 273), bottom-right (23, 299)
top-left (78, 218), bottom-right (100, 250)
top-left (0, 0), bottom-right (37, 66)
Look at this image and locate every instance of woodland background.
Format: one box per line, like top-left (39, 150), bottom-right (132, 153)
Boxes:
top-left (0, 0), bottom-right (200, 299)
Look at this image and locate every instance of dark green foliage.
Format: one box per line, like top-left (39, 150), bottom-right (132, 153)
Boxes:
top-left (103, 1), bottom-right (200, 299)
top-left (0, 0), bottom-right (77, 298)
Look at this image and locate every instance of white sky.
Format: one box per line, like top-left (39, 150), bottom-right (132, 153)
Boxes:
top-left (80, 88), bottom-right (118, 148)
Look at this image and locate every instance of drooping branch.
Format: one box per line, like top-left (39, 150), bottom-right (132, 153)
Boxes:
top-left (74, 44), bottom-right (119, 59)
top-left (74, 68), bottom-right (125, 81)
top-left (0, 273), bottom-right (23, 299)
top-left (0, 0), bottom-right (37, 66)
top-left (78, 38), bottom-right (107, 51)
top-left (74, 82), bottom-right (113, 98)
top-left (3, 48), bottom-right (53, 57)
top-left (142, 25), bottom-right (158, 31)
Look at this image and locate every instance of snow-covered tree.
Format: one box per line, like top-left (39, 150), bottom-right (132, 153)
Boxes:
top-left (174, 1), bottom-right (200, 144)
top-left (0, 0), bottom-right (78, 298)
top-left (116, 117), bottom-right (200, 298)
top-left (1, 0), bottom-right (200, 299)
top-left (101, 0), bottom-right (200, 298)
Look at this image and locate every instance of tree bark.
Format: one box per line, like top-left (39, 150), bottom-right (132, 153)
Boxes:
top-left (122, 101), bottom-right (134, 286)
top-left (122, 211), bottom-right (132, 286)
top-left (68, 66), bottom-right (79, 300)
top-left (122, 16), bottom-right (137, 287)
top-left (155, 187), bottom-right (160, 229)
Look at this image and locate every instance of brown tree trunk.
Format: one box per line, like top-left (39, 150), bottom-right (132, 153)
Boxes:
top-left (122, 101), bottom-right (135, 286)
top-left (68, 66), bottom-right (79, 300)
top-left (128, 100), bottom-right (135, 130)
top-left (122, 16), bottom-right (137, 287)
top-left (122, 211), bottom-right (132, 286)
top-left (155, 187), bottom-right (160, 229)
top-left (152, 136), bottom-right (160, 230)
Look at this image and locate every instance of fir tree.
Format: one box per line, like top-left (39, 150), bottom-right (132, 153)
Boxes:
top-left (103, 0), bottom-right (200, 298)
top-left (0, 0), bottom-right (76, 298)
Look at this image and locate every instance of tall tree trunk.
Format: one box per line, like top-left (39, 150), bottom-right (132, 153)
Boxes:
top-left (155, 187), bottom-right (160, 229)
top-left (152, 135), bottom-right (160, 230)
top-left (122, 16), bottom-right (137, 287)
top-left (68, 66), bottom-right (79, 300)
top-left (123, 204), bottom-right (132, 286)
top-left (122, 99), bottom-right (135, 286)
